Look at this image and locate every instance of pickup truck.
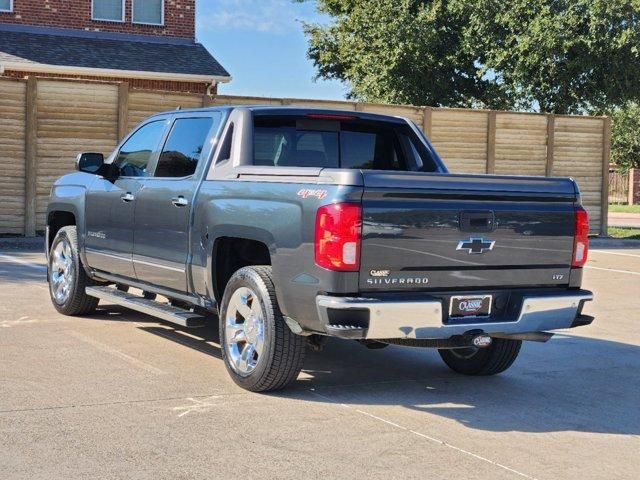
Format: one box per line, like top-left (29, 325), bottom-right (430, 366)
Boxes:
top-left (46, 106), bottom-right (594, 391)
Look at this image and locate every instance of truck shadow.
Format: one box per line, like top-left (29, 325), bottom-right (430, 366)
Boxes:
top-left (82, 305), bottom-right (224, 360)
top-left (288, 334), bottom-right (640, 436)
top-left (77, 304), bottom-right (640, 437)
top-left (0, 257), bottom-right (47, 283)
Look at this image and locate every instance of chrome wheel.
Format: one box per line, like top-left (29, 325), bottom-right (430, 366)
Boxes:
top-left (50, 237), bottom-right (74, 304)
top-left (224, 287), bottom-right (265, 376)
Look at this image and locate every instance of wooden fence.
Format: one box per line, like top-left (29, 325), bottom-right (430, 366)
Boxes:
top-left (0, 76), bottom-right (611, 236)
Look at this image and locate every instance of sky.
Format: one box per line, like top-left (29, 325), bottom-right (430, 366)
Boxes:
top-left (195, 0), bottom-right (349, 100)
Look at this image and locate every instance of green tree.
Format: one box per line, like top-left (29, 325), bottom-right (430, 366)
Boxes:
top-left (467, 0), bottom-right (640, 114)
top-left (300, 0), bottom-right (502, 108)
top-left (610, 102), bottom-right (640, 171)
top-left (303, 0), bottom-right (640, 114)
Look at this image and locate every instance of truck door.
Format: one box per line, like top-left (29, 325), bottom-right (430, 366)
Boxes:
top-left (84, 119), bottom-right (169, 279)
top-left (132, 114), bottom-right (220, 292)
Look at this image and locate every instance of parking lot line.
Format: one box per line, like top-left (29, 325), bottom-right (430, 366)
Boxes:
top-left (585, 266), bottom-right (640, 276)
top-left (590, 250), bottom-right (640, 258)
top-left (67, 330), bottom-right (167, 376)
top-left (310, 389), bottom-right (538, 480)
top-left (0, 253), bottom-right (47, 271)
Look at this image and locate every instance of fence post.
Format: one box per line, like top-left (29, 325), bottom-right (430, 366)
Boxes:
top-left (486, 111), bottom-right (497, 174)
top-left (202, 92), bottom-right (215, 108)
top-left (422, 107), bottom-right (433, 138)
top-left (117, 82), bottom-right (129, 141)
top-left (629, 169), bottom-right (639, 205)
top-left (545, 114), bottom-right (555, 176)
top-left (601, 117), bottom-right (612, 236)
top-left (24, 77), bottom-right (38, 237)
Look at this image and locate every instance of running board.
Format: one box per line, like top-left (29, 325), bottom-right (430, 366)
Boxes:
top-left (86, 286), bottom-right (206, 328)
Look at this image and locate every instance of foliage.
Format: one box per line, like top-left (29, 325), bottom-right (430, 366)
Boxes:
top-left (299, 0), bottom-right (505, 108)
top-left (608, 204), bottom-right (640, 214)
top-left (608, 227), bottom-right (640, 239)
top-left (301, 0), bottom-right (640, 114)
top-left (610, 102), bottom-right (640, 171)
top-left (467, 0), bottom-right (640, 114)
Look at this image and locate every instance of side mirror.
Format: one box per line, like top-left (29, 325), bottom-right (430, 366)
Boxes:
top-left (76, 152), bottom-right (104, 174)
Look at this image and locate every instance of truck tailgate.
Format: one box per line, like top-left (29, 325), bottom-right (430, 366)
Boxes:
top-left (359, 172), bottom-right (578, 291)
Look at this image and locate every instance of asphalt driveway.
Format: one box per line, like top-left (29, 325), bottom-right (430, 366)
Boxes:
top-left (0, 243), bottom-right (638, 479)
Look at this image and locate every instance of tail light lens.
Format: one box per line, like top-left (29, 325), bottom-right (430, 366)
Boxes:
top-left (572, 206), bottom-right (589, 267)
top-left (315, 203), bottom-right (362, 271)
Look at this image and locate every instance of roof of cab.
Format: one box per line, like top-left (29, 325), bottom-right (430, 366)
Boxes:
top-left (148, 105), bottom-right (406, 124)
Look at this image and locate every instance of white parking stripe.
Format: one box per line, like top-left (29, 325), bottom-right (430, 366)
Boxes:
top-left (310, 389), bottom-right (538, 480)
top-left (590, 250), bottom-right (640, 258)
top-left (0, 254), bottom-right (47, 271)
top-left (585, 266), bottom-right (640, 276)
top-left (68, 330), bottom-right (166, 375)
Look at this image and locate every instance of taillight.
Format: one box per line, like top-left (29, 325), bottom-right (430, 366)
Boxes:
top-left (572, 206), bottom-right (589, 267)
top-left (315, 203), bottom-right (362, 271)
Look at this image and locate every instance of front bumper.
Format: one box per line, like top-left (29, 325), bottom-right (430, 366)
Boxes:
top-left (316, 290), bottom-right (593, 340)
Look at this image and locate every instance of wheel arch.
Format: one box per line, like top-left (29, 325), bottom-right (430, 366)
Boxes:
top-left (47, 209), bottom-right (77, 251)
top-left (46, 201), bottom-right (89, 277)
top-left (47, 181), bottom-right (88, 258)
top-left (209, 227), bottom-right (275, 303)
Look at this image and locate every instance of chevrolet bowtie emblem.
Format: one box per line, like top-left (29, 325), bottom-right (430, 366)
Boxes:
top-left (457, 237), bottom-right (495, 254)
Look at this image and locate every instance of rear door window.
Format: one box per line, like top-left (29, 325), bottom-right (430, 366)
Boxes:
top-left (253, 116), bottom-right (436, 171)
top-left (155, 117), bottom-right (215, 178)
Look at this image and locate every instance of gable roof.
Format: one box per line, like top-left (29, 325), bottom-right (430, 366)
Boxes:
top-left (0, 24), bottom-right (231, 83)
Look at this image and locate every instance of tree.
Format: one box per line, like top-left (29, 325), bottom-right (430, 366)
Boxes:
top-left (300, 0), bottom-right (503, 108)
top-left (467, 0), bottom-right (640, 114)
top-left (610, 102), bottom-right (640, 171)
top-left (302, 0), bottom-right (640, 114)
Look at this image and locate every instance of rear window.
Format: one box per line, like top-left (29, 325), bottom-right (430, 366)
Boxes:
top-left (253, 116), bottom-right (437, 171)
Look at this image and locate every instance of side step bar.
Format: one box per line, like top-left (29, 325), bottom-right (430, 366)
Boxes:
top-left (86, 286), bottom-right (206, 328)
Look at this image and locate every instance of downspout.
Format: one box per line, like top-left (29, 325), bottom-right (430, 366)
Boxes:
top-left (206, 80), bottom-right (218, 96)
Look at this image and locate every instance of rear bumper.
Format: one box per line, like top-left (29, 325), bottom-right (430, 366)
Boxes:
top-left (316, 290), bottom-right (593, 340)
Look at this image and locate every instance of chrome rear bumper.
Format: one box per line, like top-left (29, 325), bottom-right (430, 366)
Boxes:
top-left (316, 290), bottom-right (593, 340)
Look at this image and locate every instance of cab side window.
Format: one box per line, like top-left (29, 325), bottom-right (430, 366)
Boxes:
top-left (115, 120), bottom-right (166, 177)
top-left (155, 117), bottom-right (215, 178)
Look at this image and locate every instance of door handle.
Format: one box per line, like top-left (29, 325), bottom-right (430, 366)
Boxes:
top-left (171, 196), bottom-right (189, 207)
top-left (121, 192), bottom-right (135, 203)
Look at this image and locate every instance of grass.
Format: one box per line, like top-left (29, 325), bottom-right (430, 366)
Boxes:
top-left (608, 227), bottom-right (640, 240)
top-left (609, 204), bottom-right (640, 214)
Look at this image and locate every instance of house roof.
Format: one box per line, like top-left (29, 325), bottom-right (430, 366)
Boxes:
top-left (0, 24), bottom-right (231, 83)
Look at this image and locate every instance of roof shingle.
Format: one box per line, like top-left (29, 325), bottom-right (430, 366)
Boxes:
top-left (0, 24), bottom-right (230, 78)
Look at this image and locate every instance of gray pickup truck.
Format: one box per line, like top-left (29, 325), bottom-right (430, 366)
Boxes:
top-left (46, 106), bottom-right (594, 391)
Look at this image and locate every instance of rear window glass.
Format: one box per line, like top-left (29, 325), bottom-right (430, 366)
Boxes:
top-left (253, 116), bottom-right (437, 171)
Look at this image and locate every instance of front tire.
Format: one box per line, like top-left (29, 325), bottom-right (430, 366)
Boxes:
top-left (219, 266), bottom-right (305, 392)
top-left (438, 338), bottom-right (522, 376)
top-left (48, 226), bottom-right (99, 315)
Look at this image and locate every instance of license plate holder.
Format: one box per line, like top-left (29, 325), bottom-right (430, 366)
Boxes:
top-left (449, 295), bottom-right (492, 318)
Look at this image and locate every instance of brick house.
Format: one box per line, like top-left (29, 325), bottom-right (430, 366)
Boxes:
top-left (0, 0), bottom-right (231, 93)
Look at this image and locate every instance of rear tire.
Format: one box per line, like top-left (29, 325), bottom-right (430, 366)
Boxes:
top-left (438, 338), bottom-right (522, 376)
top-left (219, 266), bottom-right (306, 392)
top-left (48, 226), bottom-right (99, 316)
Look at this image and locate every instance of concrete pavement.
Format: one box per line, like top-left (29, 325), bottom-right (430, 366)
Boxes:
top-left (0, 246), bottom-right (639, 479)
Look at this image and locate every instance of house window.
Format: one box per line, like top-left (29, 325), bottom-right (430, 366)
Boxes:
top-left (0, 0), bottom-right (13, 13)
top-left (92, 0), bottom-right (124, 22)
top-left (133, 0), bottom-right (164, 25)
